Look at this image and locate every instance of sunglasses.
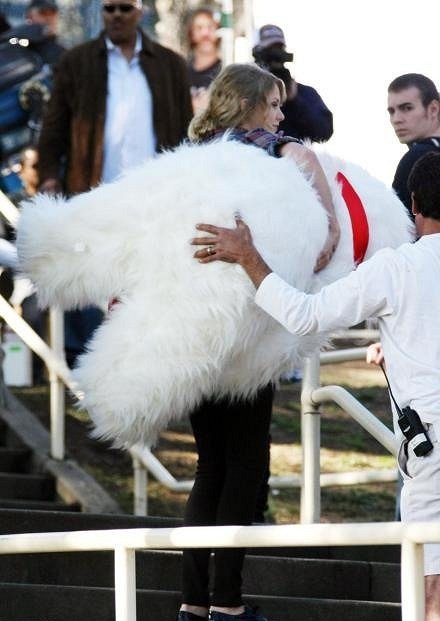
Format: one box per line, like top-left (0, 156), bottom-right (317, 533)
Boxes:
top-left (102, 3), bottom-right (136, 13)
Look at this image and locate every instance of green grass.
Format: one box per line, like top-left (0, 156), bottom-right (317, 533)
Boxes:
top-left (11, 359), bottom-right (397, 522)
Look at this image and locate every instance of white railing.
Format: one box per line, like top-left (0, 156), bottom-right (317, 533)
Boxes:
top-left (0, 295), bottom-right (72, 459)
top-left (0, 190), bottom-right (71, 459)
top-left (301, 349), bottom-right (397, 523)
top-left (131, 346), bottom-right (396, 519)
top-left (0, 521), bottom-right (437, 621)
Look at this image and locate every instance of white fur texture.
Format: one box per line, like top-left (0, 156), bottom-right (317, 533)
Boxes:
top-left (17, 140), bottom-right (414, 447)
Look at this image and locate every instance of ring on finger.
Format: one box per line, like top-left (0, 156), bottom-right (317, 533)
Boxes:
top-left (206, 246), bottom-right (214, 255)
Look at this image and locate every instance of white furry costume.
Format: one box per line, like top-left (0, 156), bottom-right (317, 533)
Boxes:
top-left (16, 140), bottom-right (414, 447)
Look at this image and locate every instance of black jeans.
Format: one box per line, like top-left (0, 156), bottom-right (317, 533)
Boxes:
top-left (182, 384), bottom-right (274, 607)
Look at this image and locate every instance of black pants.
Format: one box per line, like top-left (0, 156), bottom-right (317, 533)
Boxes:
top-left (182, 384), bottom-right (274, 607)
top-left (64, 306), bottom-right (103, 368)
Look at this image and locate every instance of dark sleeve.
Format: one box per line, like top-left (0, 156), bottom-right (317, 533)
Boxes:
top-left (392, 144), bottom-right (434, 217)
top-left (280, 83), bottom-right (333, 143)
top-left (172, 53), bottom-right (193, 142)
top-left (37, 51), bottom-right (72, 184)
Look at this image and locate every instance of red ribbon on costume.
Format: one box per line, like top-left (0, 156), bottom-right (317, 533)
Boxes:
top-left (108, 297), bottom-right (120, 312)
top-left (336, 171), bottom-right (369, 265)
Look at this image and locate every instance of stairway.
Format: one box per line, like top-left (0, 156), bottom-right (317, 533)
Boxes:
top-left (0, 509), bottom-right (401, 621)
top-left (0, 415), bottom-right (83, 511)
top-left (0, 387), bottom-right (121, 514)
top-left (0, 377), bottom-right (401, 619)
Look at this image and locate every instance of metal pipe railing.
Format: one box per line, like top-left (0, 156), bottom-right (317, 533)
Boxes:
top-left (49, 308), bottom-right (66, 459)
top-left (0, 190), bottom-right (72, 459)
top-left (313, 384), bottom-right (396, 454)
top-left (0, 295), bottom-right (73, 459)
top-left (300, 354), bottom-right (322, 524)
top-left (300, 350), bottom-right (397, 522)
top-left (131, 346), bottom-right (395, 519)
top-left (0, 521), bottom-right (437, 621)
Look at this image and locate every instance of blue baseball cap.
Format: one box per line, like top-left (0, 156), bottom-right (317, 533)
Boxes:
top-left (27, 0), bottom-right (59, 11)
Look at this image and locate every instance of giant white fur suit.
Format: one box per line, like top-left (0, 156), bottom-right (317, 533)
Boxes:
top-left (16, 140), bottom-right (414, 447)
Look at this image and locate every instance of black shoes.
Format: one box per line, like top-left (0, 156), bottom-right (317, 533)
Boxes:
top-left (209, 607), bottom-right (270, 621)
top-left (177, 611), bottom-right (207, 621)
top-left (177, 606), bottom-right (271, 621)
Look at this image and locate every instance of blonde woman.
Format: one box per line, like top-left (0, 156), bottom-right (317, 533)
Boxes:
top-left (178, 64), bottom-right (340, 621)
top-left (188, 63), bottom-right (340, 271)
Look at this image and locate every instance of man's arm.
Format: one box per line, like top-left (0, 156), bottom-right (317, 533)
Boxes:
top-left (37, 54), bottom-right (72, 190)
top-left (192, 218), bottom-right (394, 335)
top-left (175, 56), bottom-right (193, 140)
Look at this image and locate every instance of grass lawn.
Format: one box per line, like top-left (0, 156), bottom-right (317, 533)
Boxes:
top-left (12, 357), bottom-right (397, 523)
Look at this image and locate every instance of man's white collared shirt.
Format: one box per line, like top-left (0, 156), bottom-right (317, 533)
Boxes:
top-left (102, 34), bottom-right (156, 183)
top-left (255, 234), bottom-right (440, 429)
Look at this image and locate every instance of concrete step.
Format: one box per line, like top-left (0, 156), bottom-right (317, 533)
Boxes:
top-left (250, 544), bottom-right (401, 564)
top-left (0, 472), bottom-right (56, 500)
top-left (0, 508), bottom-right (182, 534)
top-left (0, 418), bottom-right (25, 449)
top-left (0, 446), bottom-right (31, 472)
top-left (0, 584), bottom-right (401, 621)
top-left (0, 549), bottom-right (400, 602)
top-left (0, 420), bottom-right (7, 447)
top-left (0, 498), bottom-right (80, 511)
top-left (0, 393), bottom-right (122, 513)
top-left (0, 509), bottom-right (400, 561)
top-left (0, 510), bottom-right (402, 620)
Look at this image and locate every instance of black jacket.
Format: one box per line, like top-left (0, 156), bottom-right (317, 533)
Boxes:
top-left (38, 30), bottom-right (192, 194)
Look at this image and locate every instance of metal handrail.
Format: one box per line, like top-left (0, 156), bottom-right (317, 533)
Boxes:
top-left (0, 296), bottom-right (72, 459)
top-left (0, 190), bottom-right (71, 460)
top-left (301, 350), bottom-right (397, 523)
top-left (0, 521), bottom-right (435, 621)
top-left (131, 346), bottom-right (396, 518)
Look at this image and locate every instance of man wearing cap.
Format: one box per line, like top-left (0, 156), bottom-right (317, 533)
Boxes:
top-left (253, 24), bottom-right (333, 143)
top-left (37, 0), bottom-right (192, 366)
top-left (25, 0), bottom-right (65, 67)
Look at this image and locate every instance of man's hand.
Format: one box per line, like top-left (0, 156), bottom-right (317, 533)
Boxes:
top-left (366, 342), bottom-right (384, 366)
top-left (191, 216), bottom-right (272, 288)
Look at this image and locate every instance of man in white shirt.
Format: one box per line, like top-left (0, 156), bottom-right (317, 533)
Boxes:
top-left (191, 151), bottom-right (440, 620)
top-left (38, 0), bottom-right (192, 366)
top-left (39, 0), bottom-right (191, 194)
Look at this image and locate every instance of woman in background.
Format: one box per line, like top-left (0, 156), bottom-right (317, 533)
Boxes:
top-left (185, 7), bottom-right (222, 114)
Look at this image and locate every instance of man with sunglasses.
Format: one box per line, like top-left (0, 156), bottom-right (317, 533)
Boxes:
top-left (37, 0), bottom-right (192, 366)
top-left (38, 0), bottom-right (191, 195)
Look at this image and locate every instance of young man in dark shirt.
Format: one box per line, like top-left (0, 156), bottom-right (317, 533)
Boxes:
top-left (388, 73), bottom-right (440, 219)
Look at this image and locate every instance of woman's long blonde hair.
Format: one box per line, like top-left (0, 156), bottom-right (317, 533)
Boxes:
top-left (188, 63), bottom-right (286, 141)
